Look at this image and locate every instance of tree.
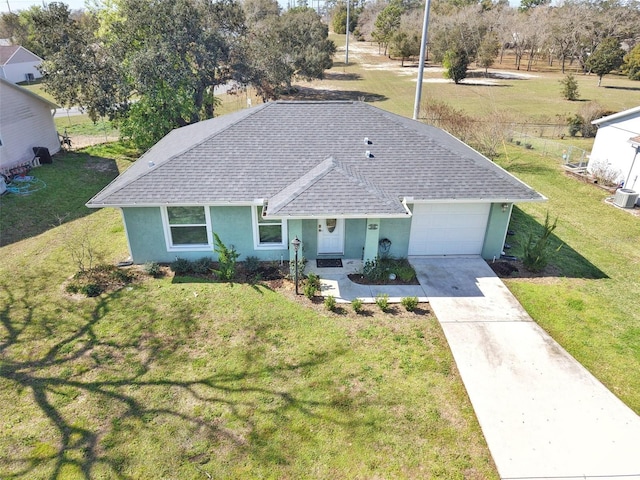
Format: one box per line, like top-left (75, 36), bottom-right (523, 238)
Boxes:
top-left (39, 0), bottom-right (247, 148)
top-left (559, 73), bottom-right (580, 101)
top-left (242, 0), bottom-right (280, 24)
top-left (477, 32), bottom-right (499, 73)
top-left (331, 2), bottom-right (358, 34)
top-left (241, 8), bottom-right (335, 101)
top-left (389, 30), bottom-right (420, 66)
top-left (623, 43), bottom-right (640, 80)
top-left (586, 37), bottom-right (625, 86)
top-left (443, 47), bottom-right (470, 83)
top-left (518, 0), bottom-right (550, 12)
top-left (372, 0), bottom-right (403, 56)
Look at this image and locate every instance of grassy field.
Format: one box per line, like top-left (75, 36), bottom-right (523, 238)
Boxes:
top-left (0, 150), bottom-right (497, 478)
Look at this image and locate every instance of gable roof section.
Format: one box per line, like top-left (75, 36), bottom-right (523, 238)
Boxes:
top-left (267, 157), bottom-right (406, 216)
top-left (0, 45), bottom-right (43, 65)
top-left (0, 77), bottom-right (58, 109)
top-left (592, 106), bottom-right (640, 125)
top-left (87, 101), bottom-right (544, 214)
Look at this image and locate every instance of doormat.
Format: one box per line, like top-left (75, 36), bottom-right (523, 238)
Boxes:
top-left (316, 258), bottom-right (343, 268)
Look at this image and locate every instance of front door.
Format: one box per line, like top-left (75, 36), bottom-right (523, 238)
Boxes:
top-left (317, 218), bottom-right (345, 255)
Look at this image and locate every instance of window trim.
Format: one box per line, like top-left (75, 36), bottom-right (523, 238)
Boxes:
top-left (251, 206), bottom-right (288, 250)
top-left (161, 205), bottom-right (212, 251)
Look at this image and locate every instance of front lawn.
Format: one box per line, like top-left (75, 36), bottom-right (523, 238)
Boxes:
top-left (0, 150), bottom-right (497, 478)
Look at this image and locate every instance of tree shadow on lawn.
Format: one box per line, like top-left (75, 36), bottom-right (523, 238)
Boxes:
top-left (603, 85), bottom-right (640, 92)
top-left (0, 279), bottom-right (353, 479)
top-left (501, 207), bottom-right (607, 280)
top-left (0, 152), bottom-right (119, 247)
top-left (322, 71), bottom-right (363, 81)
top-left (285, 85), bottom-right (387, 103)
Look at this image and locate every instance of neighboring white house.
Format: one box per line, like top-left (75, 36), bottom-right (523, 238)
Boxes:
top-left (588, 106), bottom-right (640, 193)
top-left (0, 45), bottom-right (43, 84)
top-left (0, 77), bottom-right (60, 172)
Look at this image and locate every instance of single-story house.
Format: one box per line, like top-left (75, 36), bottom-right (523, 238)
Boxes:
top-left (0, 45), bottom-right (43, 84)
top-left (87, 101), bottom-right (545, 264)
top-left (588, 106), bottom-right (640, 193)
top-left (0, 77), bottom-right (60, 173)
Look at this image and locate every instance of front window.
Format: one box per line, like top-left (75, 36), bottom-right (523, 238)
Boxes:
top-left (253, 206), bottom-right (287, 248)
top-left (164, 206), bottom-right (211, 248)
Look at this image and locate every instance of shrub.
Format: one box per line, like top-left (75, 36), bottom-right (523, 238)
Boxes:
top-left (567, 114), bottom-right (582, 137)
top-left (144, 262), bottom-right (162, 277)
top-left (590, 159), bottom-right (621, 186)
top-left (212, 233), bottom-right (239, 282)
top-left (192, 257), bottom-right (213, 275)
top-left (81, 283), bottom-right (102, 297)
top-left (375, 293), bottom-right (390, 312)
top-left (170, 258), bottom-right (192, 275)
top-left (324, 295), bottom-right (337, 311)
top-left (65, 282), bottom-right (80, 294)
top-left (401, 296), bottom-right (419, 312)
top-left (289, 256), bottom-right (306, 281)
top-left (559, 73), bottom-right (580, 101)
top-left (363, 257), bottom-right (387, 282)
top-left (110, 268), bottom-right (132, 284)
top-left (244, 256), bottom-right (261, 275)
top-left (352, 298), bottom-right (363, 313)
top-left (393, 261), bottom-right (416, 283)
top-left (522, 212), bottom-right (560, 273)
top-left (304, 273), bottom-right (320, 299)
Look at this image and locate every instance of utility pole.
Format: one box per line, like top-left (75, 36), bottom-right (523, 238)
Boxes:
top-left (413, 0), bottom-right (432, 120)
top-left (345, 0), bottom-right (350, 65)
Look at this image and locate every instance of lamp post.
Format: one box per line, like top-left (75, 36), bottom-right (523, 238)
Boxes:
top-left (291, 236), bottom-right (301, 295)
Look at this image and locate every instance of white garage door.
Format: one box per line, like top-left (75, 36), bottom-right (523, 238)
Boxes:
top-left (408, 203), bottom-right (490, 256)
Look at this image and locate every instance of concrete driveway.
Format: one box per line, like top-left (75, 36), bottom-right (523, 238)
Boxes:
top-left (410, 257), bottom-right (640, 480)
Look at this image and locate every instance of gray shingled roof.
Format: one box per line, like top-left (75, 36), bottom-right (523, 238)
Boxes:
top-left (87, 101), bottom-right (544, 216)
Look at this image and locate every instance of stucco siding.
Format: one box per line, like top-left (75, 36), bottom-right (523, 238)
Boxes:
top-left (0, 81), bottom-right (59, 171)
top-left (124, 206), bottom-right (290, 264)
top-left (482, 203), bottom-right (512, 260)
top-left (122, 207), bottom-right (170, 263)
top-left (379, 218), bottom-right (411, 258)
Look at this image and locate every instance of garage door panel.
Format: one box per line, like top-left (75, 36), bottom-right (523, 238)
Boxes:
top-left (408, 203), bottom-right (490, 256)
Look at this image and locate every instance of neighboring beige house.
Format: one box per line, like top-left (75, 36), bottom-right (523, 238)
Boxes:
top-left (0, 77), bottom-right (60, 172)
top-left (588, 106), bottom-right (640, 194)
top-left (0, 45), bottom-right (43, 84)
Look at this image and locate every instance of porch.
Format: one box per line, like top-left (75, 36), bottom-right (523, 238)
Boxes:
top-left (305, 258), bottom-right (429, 304)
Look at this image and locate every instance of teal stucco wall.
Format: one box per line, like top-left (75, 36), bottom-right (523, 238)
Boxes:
top-left (378, 217), bottom-right (412, 258)
top-left (123, 206), bottom-right (289, 264)
top-left (123, 206), bottom-right (415, 264)
top-left (481, 203), bottom-right (512, 260)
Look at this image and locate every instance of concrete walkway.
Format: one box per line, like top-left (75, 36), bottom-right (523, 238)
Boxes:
top-left (306, 259), bottom-right (428, 303)
top-left (411, 256), bottom-right (640, 480)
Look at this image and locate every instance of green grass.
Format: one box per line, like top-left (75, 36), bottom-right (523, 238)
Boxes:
top-left (0, 148), bottom-right (136, 246)
top-left (0, 149), bottom-right (496, 477)
top-left (495, 145), bottom-right (640, 412)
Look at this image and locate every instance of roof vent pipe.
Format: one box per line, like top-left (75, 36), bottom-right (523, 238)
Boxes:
top-left (365, 150), bottom-right (372, 158)
top-left (364, 137), bottom-right (371, 145)
top-left (148, 161), bottom-right (155, 168)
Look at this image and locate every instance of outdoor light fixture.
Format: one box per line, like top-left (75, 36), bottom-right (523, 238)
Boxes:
top-left (501, 203), bottom-right (509, 212)
top-left (291, 236), bottom-right (301, 295)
